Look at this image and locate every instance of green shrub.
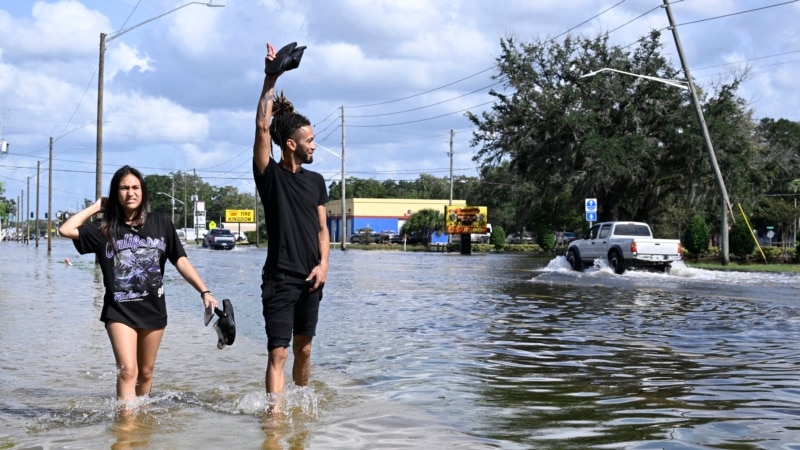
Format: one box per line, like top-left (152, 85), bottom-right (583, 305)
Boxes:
top-left (682, 215), bottom-right (709, 259)
top-left (536, 232), bottom-right (556, 252)
top-left (503, 243), bottom-right (542, 253)
top-left (730, 220), bottom-right (756, 257)
top-left (490, 225), bottom-right (506, 251)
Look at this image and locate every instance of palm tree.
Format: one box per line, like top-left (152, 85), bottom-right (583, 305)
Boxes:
top-left (401, 209), bottom-right (444, 248)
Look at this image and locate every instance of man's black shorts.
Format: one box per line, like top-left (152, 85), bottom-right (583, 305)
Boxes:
top-left (261, 268), bottom-right (323, 350)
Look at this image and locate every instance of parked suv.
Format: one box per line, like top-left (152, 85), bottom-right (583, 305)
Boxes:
top-left (350, 229), bottom-right (381, 244)
top-left (202, 228), bottom-right (236, 250)
top-left (390, 232), bottom-right (424, 245)
top-left (506, 231), bottom-right (534, 244)
top-left (556, 231), bottom-right (577, 246)
top-left (379, 230), bottom-right (397, 243)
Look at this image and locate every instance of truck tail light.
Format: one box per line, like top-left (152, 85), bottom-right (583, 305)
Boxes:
top-left (631, 242), bottom-right (638, 254)
top-left (678, 242), bottom-right (682, 254)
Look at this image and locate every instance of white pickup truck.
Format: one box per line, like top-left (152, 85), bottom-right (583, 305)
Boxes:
top-left (566, 221), bottom-right (682, 274)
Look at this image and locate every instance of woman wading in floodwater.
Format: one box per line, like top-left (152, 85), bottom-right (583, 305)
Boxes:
top-left (60, 165), bottom-right (219, 413)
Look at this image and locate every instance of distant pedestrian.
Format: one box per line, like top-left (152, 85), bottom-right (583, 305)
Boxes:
top-left (253, 40), bottom-right (330, 415)
top-left (59, 165), bottom-right (218, 414)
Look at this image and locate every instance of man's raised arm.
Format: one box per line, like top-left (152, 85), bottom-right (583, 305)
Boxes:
top-left (253, 42), bottom-right (278, 174)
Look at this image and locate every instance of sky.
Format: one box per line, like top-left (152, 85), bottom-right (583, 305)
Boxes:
top-left (0, 0), bottom-right (798, 216)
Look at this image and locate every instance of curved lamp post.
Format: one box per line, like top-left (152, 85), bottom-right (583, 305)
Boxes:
top-left (96, 2), bottom-right (225, 201)
top-left (157, 191), bottom-right (187, 242)
top-left (157, 191), bottom-right (184, 224)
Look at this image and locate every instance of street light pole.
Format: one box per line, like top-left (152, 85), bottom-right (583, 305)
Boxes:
top-left (157, 191), bottom-right (185, 224)
top-left (96, 2), bottom-right (224, 201)
top-left (341, 105), bottom-right (347, 250)
top-left (157, 191), bottom-right (186, 243)
top-left (96, 31), bottom-right (106, 202)
top-left (580, 68), bottom-right (688, 91)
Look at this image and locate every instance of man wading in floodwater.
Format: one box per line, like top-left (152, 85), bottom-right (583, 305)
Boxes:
top-left (252, 40), bottom-right (330, 417)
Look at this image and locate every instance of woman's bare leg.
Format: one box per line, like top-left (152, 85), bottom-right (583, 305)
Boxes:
top-left (135, 328), bottom-right (164, 397)
top-left (107, 323), bottom-right (165, 402)
top-left (107, 322), bottom-right (140, 403)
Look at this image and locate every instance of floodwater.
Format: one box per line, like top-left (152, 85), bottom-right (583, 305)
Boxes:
top-left (2, 239), bottom-right (800, 449)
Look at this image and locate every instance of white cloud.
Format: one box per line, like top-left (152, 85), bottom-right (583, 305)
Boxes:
top-left (167, 4), bottom-right (226, 58)
top-left (13, 1), bottom-right (108, 58)
top-left (103, 92), bottom-right (210, 143)
top-left (105, 41), bottom-right (152, 80)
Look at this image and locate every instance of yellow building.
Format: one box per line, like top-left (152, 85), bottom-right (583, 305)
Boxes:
top-left (325, 198), bottom-right (467, 244)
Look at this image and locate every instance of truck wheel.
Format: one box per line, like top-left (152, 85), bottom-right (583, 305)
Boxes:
top-left (609, 250), bottom-right (626, 274)
top-left (566, 249), bottom-right (583, 272)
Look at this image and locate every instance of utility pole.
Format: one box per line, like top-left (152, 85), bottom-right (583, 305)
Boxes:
top-left (254, 183), bottom-right (260, 247)
top-left (35, 161), bottom-right (40, 248)
top-left (193, 168), bottom-right (198, 244)
top-left (663, 0), bottom-right (733, 265)
top-left (96, 32), bottom-right (106, 202)
top-left (449, 129), bottom-right (454, 206)
top-left (183, 176), bottom-right (188, 241)
top-left (47, 137), bottom-right (53, 252)
top-left (448, 129), bottom-right (454, 245)
top-left (26, 177), bottom-right (30, 245)
top-left (340, 105), bottom-right (347, 250)
top-left (170, 176), bottom-right (176, 224)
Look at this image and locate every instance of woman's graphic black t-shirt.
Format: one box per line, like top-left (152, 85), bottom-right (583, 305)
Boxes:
top-left (73, 213), bottom-right (185, 328)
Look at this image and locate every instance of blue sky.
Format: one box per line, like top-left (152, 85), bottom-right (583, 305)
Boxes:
top-left (0, 0), bottom-right (798, 214)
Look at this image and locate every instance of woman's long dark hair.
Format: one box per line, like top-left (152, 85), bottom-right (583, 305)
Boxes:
top-left (99, 165), bottom-right (149, 242)
top-left (270, 92), bottom-right (310, 151)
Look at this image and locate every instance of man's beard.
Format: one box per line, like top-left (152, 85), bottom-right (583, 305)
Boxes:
top-left (299, 148), bottom-right (313, 164)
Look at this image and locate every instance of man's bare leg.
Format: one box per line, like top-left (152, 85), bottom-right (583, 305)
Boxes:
top-left (266, 346), bottom-right (289, 415)
top-left (292, 335), bottom-right (313, 386)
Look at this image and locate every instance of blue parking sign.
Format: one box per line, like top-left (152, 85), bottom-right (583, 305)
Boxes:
top-left (586, 212), bottom-right (597, 221)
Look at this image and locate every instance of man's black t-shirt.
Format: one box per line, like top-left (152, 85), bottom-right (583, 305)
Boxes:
top-left (254, 159), bottom-right (328, 276)
top-left (72, 212), bottom-right (186, 328)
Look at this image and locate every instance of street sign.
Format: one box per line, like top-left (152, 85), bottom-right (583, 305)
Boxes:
top-left (225, 209), bottom-right (255, 223)
top-left (585, 198), bottom-right (598, 222)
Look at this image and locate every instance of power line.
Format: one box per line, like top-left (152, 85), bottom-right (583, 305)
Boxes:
top-left (550, 0), bottom-right (628, 42)
top-left (346, 81), bottom-right (502, 118)
top-left (345, 67), bottom-right (497, 109)
top-left (340, 0), bottom-right (636, 113)
top-left (693, 49), bottom-right (800, 72)
top-left (347, 101), bottom-right (494, 128)
top-left (621, 0), bottom-right (800, 50)
top-left (673, 0), bottom-right (798, 27)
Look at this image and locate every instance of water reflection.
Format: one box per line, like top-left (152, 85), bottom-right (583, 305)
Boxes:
top-left (111, 413), bottom-right (155, 450)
